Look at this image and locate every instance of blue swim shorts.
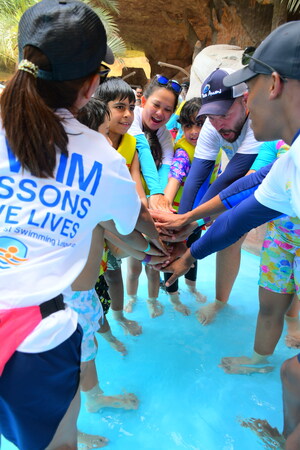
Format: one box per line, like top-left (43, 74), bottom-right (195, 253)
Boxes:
top-left (0, 326), bottom-right (82, 450)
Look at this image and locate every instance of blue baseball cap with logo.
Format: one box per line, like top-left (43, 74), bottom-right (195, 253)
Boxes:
top-left (197, 68), bottom-right (247, 117)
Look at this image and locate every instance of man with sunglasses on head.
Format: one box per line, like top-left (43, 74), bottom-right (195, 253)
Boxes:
top-left (161, 21), bottom-right (300, 449)
top-left (178, 67), bottom-right (261, 325)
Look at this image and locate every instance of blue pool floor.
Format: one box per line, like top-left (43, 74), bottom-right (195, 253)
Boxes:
top-left (2, 250), bottom-right (298, 450)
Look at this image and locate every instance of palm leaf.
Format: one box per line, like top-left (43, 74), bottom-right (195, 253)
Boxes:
top-left (86, 0), bottom-right (119, 15)
top-left (282, 0), bottom-right (300, 12)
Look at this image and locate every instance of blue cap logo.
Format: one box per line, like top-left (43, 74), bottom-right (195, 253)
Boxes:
top-left (202, 84), bottom-right (210, 95)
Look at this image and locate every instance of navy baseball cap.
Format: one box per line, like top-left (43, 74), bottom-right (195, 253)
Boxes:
top-left (197, 68), bottom-right (247, 117)
top-left (224, 21), bottom-right (300, 87)
top-left (18, 0), bottom-right (114, 81)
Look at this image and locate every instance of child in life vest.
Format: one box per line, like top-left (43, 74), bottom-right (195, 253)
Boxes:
top-left (162, 98), bottom-right (219, 313)
top-left (94, 77), bottom-right (148, 332)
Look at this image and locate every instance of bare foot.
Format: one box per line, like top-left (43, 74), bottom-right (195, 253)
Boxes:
top-left (124, 298), bottom-right (136, 313)
top-left (78, 430), bottom-right (108, 449)
top-left (147, 299), bottom-right (164, 318)
top-left (237, 417), bottom-right (285, 449)
top-left (86, 392), bottom-right (139, 413)
top-left (220, 356), bottom-right (274, 375)
top-left (196, 300), bottom-right (225, 325)
top-left (285, 332), bottom-right (300, 349)
top-left (117, 317), bottom-right (142, 336)
top-left (169, 293), bottom-right (190, 316)
top-left (107, 335), bottom-right (127, 355)
top-left (186, 285), bottom-right (207, 303)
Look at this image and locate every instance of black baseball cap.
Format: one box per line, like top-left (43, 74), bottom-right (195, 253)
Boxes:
top-left (18, 0), bottom-right (114, 81)
top-left (224, 21), bottom-right (300, 87)
top-left (197, 68), bottom-right (247, 117)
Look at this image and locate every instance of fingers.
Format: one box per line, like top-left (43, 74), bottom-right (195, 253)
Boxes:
top-left (164, 272), bottom-right (179, 287)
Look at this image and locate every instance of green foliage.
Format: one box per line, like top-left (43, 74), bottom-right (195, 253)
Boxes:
top-left (285, 0), bottom-right (300, 13)
top-left (0, 0), bottom-right (126, 71)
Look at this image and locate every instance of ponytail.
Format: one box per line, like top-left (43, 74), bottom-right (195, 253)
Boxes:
top-left (1, 46), bottom-right (97, 178)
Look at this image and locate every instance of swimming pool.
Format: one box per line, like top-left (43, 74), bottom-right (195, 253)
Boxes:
top-left (1, 250), bottom-right (296, 449)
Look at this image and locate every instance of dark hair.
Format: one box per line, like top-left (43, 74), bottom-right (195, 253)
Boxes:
top-left (178, 97), bottom-right (203, 127)
top-left (77, 98), bottom-right (110, 131)
top-left (142, 76), bottom-right (180, 168)
top-left (0, 46), bottom-right (98, 178)
top-left (143, 76), bottom-right (179, 112)
top-left (95, 76), bottom-right (135, 105)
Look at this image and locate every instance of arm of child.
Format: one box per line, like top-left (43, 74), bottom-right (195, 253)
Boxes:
top-left (104, 230), bottom-right (170, 266)
top-left (71, 224), bottom-right (104, 291)
top-left (129, 152), bottom-right (148, 207)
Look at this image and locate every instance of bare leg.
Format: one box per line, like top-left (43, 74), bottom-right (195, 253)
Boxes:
top-left (98, 315), bottom-right (127, 355)
top-left (45, 388), bottom-right (80, 450)
top-left (145, 265), bottom-right (164, 318)
top-left (125, 257), bottom-right (142, 312)
top-left (197, 237), bottom-right (245, 325)
top-left (285, 295), bottom-right (300, 348)
top-left (105, 267), bottom-right (142, 335)
top-left (81, 359), bottom-right (139, 413)
top-left (281, 355), bottom-right (300, 447)
top-left (220, 288), bottom-right (294, 375)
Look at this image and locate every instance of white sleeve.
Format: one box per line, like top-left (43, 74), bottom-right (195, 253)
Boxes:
top-left (100, 156), bottom-right (141, 235)
top-left (236, 119), bottom-right (261, 155)
top-left (157, 126), bottom-right (174, 165)
top-left (255, 152), bottom-right (296, 216)
top-left (194, 119), bottom-right (222, 160)
top-left (128, 107), bottom-right (143, 137)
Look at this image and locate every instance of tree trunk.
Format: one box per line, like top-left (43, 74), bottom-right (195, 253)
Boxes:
top-left (271, 0), bottom-right (288, 30)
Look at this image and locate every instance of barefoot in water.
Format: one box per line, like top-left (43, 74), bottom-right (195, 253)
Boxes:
top-left (196, 300), bottom-right (225, 325)
top-left (185, 281), bottom-right (207, 303)
top-left (169, 293), bottom-right (190, 316)
top-left (237, 417), bottom-right (286, 449)
top-left (220, 356), bottom-right (274, 375)
top-left (86, 392), bottom-right (139, 413)
top-left (78, 431), bottom-right (108, 449)
top-left (99, 330), bottom-right (127, 355)
top-left (285, 331), bottom-right (300, 349)
top-left (147, 298), bottom-right (164, 318)
top-left (112, 310), bottom-right (142, 336)
top-left (124, 295), bottom-right (137, 313)
top-left (117, 317), bottom-right (142, 336)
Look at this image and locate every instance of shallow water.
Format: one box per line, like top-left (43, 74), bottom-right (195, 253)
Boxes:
top-left (1, 250), bottom-right (297, 449)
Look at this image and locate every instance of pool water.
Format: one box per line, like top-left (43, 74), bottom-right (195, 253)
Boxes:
top-left (1, 250), bottom-right (297, 449)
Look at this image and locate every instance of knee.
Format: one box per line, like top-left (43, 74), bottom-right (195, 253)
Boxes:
top-left (105, 268), bottom-right (122, 284)
top-left (127, 263), bottom-right (142, 280)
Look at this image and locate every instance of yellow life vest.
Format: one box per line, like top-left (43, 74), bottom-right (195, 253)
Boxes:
top-left (117, 133), bottom-right (136, 169)
top-left (172, 137), bottom-right (222, 211)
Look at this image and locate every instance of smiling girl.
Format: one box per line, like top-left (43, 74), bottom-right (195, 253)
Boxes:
top-left (125, 75), bottom-right (180, 317)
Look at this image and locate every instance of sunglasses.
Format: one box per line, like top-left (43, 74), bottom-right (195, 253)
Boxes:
top-left (242, 46), bottom-right (287, 82)
top-left (99, 63), bottom-right (111, 83)
top-left (155, 75), bottom-right (182, 94)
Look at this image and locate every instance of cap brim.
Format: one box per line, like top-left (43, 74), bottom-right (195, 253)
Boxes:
top-left (196, 99), bottom-right (234, 118)
top-left (103, 45), bottom-right (114, 65)
top-left (223, 66), bottom-right (257, 87)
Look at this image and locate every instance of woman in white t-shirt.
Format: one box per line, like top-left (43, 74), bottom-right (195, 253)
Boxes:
top-left (0, 1), bottom-right (147, 449)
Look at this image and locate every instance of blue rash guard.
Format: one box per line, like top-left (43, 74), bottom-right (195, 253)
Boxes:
top-left (179, 152), bottom-right (257, 213)
top-left (190, 195), bottom-right (282, 260)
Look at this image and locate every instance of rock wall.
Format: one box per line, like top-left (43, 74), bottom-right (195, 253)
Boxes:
top-left (116, 0), bottom-right (277, 81)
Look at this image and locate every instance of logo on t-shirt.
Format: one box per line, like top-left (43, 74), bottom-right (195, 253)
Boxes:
top-left (0, 237), bottom-right (28, 269)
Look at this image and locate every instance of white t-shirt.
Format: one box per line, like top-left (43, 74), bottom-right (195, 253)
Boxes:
top-left (128, 106), bottom-right (174, 165)
top-left (255, 135), bottom-right (300, 217)
top-left (0, 109), bottom-right (141, 352)
top-left (194, 116), bottom-right (261, 161)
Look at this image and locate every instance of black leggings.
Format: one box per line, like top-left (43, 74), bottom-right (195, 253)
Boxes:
top-left (164, 230), bottom-right (200, 293)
